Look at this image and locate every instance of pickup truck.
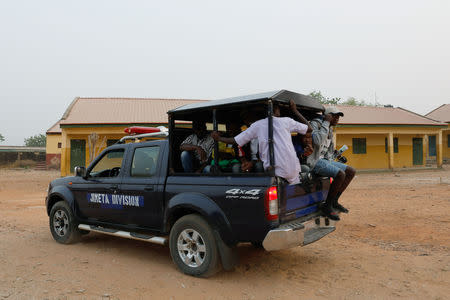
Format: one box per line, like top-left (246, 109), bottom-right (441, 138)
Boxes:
top-left (46, 90), bottom-right (338, 277)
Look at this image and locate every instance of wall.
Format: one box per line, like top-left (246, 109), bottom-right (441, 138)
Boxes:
top-left (335, 125), bottom-right (444, 170)
top-left (46, 133), bottom-right (62, 169)
top-left (443, 126), bottom-right (450, 161)
top-left (0, 151), bottom-right (45, 166)
top-left (336, 134), bottom-right (389, 169)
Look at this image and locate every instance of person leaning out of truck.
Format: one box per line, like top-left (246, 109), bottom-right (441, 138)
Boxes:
top-left (307, 106), bottom-right (356, 220)
top-left (211, 102), bottom-right (312, 184)
top-left (180, 120), bottom-right (214, 173)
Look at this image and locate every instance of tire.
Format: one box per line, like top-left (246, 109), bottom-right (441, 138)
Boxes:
top-left (169, 214), bottom-right (221, 277)
top-left (49, 201), bottom-right (81, 244)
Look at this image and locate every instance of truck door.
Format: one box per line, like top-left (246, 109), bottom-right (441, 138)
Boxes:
top-left (72, 148), bottom-right (126, 224)
top-left (119, 145), bottom-right (165, 229)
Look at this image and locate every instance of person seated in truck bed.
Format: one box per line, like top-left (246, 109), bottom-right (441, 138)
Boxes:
top-left (180, 120), bottom-right (214, 173)
top-left (239, 110), bottom-right (264, 173)
top-left (205, 122), bottom-right (243, 173)
top-left (292, 132), bottom-right (313, 173)
top-left (205, 121), bottom-right (263, 174)
top-left (211, 102), bottom-right (312, 184)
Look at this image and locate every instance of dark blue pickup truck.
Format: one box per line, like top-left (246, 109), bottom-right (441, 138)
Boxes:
top-left (46, 90), bottom-right (338, 277)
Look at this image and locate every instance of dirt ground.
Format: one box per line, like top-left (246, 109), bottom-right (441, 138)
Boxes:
top-left (0, 167), bottom-right (449, 300)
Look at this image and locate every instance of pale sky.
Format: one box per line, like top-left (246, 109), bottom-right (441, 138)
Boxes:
top-left (1, 0), bottom-right (449, 145)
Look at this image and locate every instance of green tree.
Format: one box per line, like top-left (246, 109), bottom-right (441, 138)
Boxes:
top-left (24, 134), bottom-right (46, 147)
top-left (310, 91), bottom-right (382, 107)
top-left (309, 91), bottom-right (341, 105)
top-left (0, 133), bottom-right (4, 143)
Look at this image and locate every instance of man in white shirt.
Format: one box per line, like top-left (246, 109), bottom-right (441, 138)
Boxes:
top-left (211, 103), bottom-right (311, 184)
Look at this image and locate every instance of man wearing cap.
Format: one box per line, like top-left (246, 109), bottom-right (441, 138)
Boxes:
top-left (307, 106), bottom-right (356, 221)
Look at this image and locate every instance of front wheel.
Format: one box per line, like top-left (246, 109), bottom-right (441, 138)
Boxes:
top-left (169, 214), bottom-right (221, 277)
top-left (49, 201), bottom-right (81, 244)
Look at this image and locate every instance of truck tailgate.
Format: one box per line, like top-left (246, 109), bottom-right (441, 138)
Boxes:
top-left (278, 178), bottom-right (330, 223)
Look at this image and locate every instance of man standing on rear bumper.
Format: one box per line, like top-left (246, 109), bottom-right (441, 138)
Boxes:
top-left (307, 107), bottom-right (356, 221)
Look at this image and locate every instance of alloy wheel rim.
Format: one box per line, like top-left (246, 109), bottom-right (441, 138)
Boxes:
top-left (53, 210), bottom-right (69, 237)
top-left (177, 228), bottom-right (206, 268)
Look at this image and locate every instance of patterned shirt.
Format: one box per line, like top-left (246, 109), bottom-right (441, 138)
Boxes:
top-left (181, 134), bottom-right (214, 162)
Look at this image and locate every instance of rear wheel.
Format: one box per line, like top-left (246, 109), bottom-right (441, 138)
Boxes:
top-left (49, 201), bottom-right (81, 244)
top-left (169, 214), bottom-right (221, 277)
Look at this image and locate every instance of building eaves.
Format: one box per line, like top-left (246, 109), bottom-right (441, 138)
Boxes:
top-left (334, 105), bottom-right (446, 126)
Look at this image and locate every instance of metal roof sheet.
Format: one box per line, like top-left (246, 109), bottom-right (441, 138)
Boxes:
top-left (335, 105), bottom-right (446, 126)
top-left (425, 104), bottom-right (450, 123)
top-left (0, 146), bottom-right (45, 152)
top-left (46, 120), bottom-right (62, 134)
top-left (59, 98), bottom-right (207, 125)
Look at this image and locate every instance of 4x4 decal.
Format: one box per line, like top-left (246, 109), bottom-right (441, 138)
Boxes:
top-left (225, 188), bottom-right (262, 199)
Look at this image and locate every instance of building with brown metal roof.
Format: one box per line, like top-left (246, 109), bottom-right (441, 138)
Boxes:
top-left (50, 96), bottom-right (447, 175)
top-left (425, 104), bottom-right (450, 163)
top-left (332, 105), bottom-right (446, 169)
top-left (56, 97), bottom-right (206, 176)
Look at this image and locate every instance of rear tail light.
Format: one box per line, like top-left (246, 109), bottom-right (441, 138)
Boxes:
top-left (265, 186), bottom-right (278, 221)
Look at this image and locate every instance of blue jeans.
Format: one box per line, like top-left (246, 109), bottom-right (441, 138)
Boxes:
top-left (311, 159), bottom-right (347, 178)
top-left (203, 163), bottom-right (241, 174)
top-left (181, 151), bottom-right (194, 172)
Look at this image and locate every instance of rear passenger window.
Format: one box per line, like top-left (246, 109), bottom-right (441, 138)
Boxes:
top-left (131, 146), bottom-right (160, 177)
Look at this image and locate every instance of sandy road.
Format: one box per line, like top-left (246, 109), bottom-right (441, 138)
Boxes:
top-left (0, 168), bottom-right (449, 300)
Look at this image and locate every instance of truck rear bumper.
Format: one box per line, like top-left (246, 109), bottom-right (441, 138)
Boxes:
top-left (262, 216), bottom-right (337, 251)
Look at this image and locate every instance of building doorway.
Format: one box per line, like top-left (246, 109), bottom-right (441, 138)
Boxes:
top-left (412, 138), bottom-right (423, 165)
top-left (70, 139), bottom-right (86, 172)
top-left (428, 135), bottom-right (436, 156)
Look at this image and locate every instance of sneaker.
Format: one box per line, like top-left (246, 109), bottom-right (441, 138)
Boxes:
top-left (334, 203), bottom-right (349, 214)
top-left (322, 206), bottom-right (340, 221)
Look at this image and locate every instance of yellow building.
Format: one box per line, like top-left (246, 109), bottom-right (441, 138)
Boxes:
top-left (45, 120), bottom-right (62, 169)
top-left (58, 97), bottom-right (205, 176)
top-left (52, 97), bottom-right (447, 175)
top-left (425, 104), bottom-right (450, 164)
top-left (333, 105), bottom-right (447, 170)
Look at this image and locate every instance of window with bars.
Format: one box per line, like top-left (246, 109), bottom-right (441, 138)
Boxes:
top-left (385, 137), bottom-right (398, 153)
top-left (352, 138), bottom-right (366, 154)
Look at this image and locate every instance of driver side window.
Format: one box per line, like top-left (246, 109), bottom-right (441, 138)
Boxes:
top-left (90, 149), bottom-right (125, 178)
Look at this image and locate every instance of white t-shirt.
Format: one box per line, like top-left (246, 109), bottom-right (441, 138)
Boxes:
top-left (234, 117), bottom-right (308, 184)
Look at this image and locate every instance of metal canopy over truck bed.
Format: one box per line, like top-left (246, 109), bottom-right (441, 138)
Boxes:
top-left (168, 90), bottom-right (324, 120)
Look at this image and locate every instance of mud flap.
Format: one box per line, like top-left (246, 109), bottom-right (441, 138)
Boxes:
top-left (214, 230), bottom-right (239, 271)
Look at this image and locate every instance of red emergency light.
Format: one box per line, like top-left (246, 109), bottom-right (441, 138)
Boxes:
top-left (124, 126), bottom-right (161, 135)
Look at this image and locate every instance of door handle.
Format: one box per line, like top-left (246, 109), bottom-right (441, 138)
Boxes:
top-left (144, 186), bottom-right (154, 191)
top-left (109, 185), bottom-right (119, 194)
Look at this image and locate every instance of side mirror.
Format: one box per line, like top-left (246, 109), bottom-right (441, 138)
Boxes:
top-left (74, 166), bottom-right (86, 177)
